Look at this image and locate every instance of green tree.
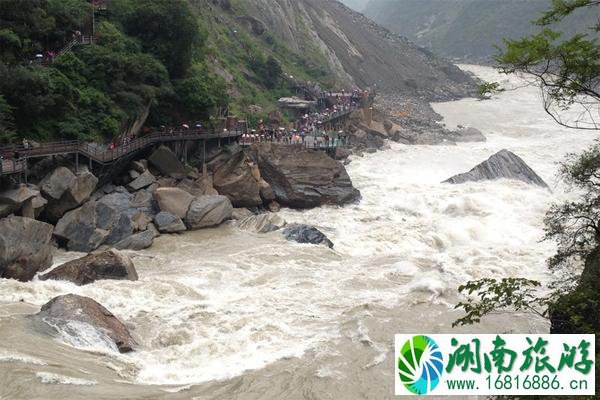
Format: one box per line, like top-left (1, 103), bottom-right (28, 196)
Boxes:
top-left (113, 0), bottom-right (201, 79)
top-left (496, 0), bottom-right (600, 130)
top-left (456, 3), bottom-right (600, 396)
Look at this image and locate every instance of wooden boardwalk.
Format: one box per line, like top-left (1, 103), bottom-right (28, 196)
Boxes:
top-left (0, 129), bottom-right (243, 176)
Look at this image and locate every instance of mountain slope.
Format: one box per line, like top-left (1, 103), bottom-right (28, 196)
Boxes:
top-left (199, 0), bottom-right (474, 102)
top-left (363, 0), bottom-right (599, 61)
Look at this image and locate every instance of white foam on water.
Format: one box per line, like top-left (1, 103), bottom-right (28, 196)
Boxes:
top-left (0, 351), bottom-right (47, 366)
top-left (35, 372), bottom-right (97, 386)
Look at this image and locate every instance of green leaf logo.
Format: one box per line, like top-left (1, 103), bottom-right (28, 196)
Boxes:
top-left (397, 335), bottom-right (444, 395)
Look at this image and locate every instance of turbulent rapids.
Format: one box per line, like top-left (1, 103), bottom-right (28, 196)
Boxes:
top-left (0, 65), bottom-right (597, 399)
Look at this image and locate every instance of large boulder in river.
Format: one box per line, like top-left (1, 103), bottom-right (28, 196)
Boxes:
top-left (213, 150), bottom-right (262, 207)
top-left (0, 216), bottom-right (54, 281)
top-left (251, 143), bottom-right (361, 208)
top-left (185, 195), bottom-right (233, 229)
top-left (32, 294), bottom-right (137, 353)
top-left (153, 187), bottom-right (194, 219)
top-left (154, 211), bottom-right (186, 233)
top-left (443, 149), bottom-right (549, 188)
top-left (40, 249), bottom-right (138, 286)
top-left (54, 190), bottom-right (156, 252)
top-left (236, 213), bottom-right (287, 233)
top-left (148, 145), bottom-right (186, 179)
top-left (114, 224), bottom-right (159, 251)
top-left (282, 224), bottom-right (334, 248)
top-left (41, 168), bottom-right (98, 222)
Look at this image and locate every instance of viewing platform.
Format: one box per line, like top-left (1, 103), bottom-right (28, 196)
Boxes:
top-left (0, 129), bottom-right (243, 177)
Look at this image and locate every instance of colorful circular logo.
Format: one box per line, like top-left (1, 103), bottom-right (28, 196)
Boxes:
top-left (397, 335), bottom-right (444, 395)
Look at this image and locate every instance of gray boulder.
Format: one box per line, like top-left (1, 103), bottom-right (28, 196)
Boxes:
top-left (40, 249), bottom-right (138, 286)
top-left (237, 213), bottom-right (287, 233)
top-left (54, 201), bottom-right (108, 252)
top-left (282, 224), bottom-right (334, 248)
top-left (185, 195), bottom-right (233, 230)
top-left (42, 169), bottom-right (98, 222)
top-left (0, 184), bottom-right (38, 206)
top-left (114, 225), bottom-right (159, 251)
top-left (0, 216), bottom-right (54, 281)
top-left (154, 211), bottom-right (186, 233)
top-left (40, 167), bottom-right (76, 200)
top-left (443, 150), bottom-right (549, 188)
top-left (251, 143), bottom-right (360, 209)
top-left (32, 294), bottom-right (137, 353)
top-left (154, 187), bottom-right (194, 219)
top-left (148, 145), bottom-right (186, 179)
top-left (127, 170), bottom-right (156, 192)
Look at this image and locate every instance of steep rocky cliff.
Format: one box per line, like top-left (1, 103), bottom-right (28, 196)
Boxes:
top-left (200, 0), bottom-right (474, 101)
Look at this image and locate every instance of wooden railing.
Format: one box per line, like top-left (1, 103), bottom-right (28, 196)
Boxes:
top-left (0, 129), bottom-right (243, 176)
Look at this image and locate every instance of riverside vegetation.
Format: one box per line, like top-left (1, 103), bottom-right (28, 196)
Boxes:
top-left (453, 1), bottom-right (600, 397)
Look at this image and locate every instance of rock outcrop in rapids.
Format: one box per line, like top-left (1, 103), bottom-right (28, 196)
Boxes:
top-left (443, 149), bottom-right (549, 188)
top-left (282, 224), bottom-right (334, 248)
top-left (236, 213), bottom-right (287, 233)
top-left (32, 294), bottom-right (137, 353)
top-left (251, 143), bottom-right (361, 208)
top-left (0, 216), bottom-right (54, 281)
top-left (40, 249), bottom-right (138, 286)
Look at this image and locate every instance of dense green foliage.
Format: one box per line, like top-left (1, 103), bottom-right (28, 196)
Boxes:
top-left (0, 0), bottom-right (227, 143)
top-left (454, 3), bottom-right (600, 396)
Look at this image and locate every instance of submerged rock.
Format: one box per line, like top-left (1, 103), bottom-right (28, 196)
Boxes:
top-left (40, 249), bottom-right (138, 286)
top-left (231, 208), bottom-right (254, 220)
top-left (251, 143), bottom-right (360, 208)
top-left (282, 224), bottom-right (334, 248)
top-left (237, 213), bottom-right (287, 233)
top-left (443, 149), bottom-right (549, 188)
top-left (32, 294), bottom-right (137, 353)
top-left (0, 216), bottom-right (54, 281)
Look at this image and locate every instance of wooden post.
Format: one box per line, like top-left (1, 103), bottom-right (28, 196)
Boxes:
top-left (75, 152), bottom-right (79, 172)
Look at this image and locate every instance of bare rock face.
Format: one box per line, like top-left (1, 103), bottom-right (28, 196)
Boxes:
top-left (236, 213), bottom-right (287, 233)
top-left (251, 143), bottom-right (361, 208)
top-left (154, 187), bottom-right (194, 219)
top-left (148, 145), bottom-right (186, 179)
top-left (41, 168), bottom-right (98, 222)
top-left (213, 150), bottom-right (263, 207)
top-left (40, 249), bottom-right (138, 286)
top-left (282, 224), bottom-right (334, 248)
top-left (32, 294), bottom-right (137, 353)
top-left (185, 195), bottom-right (233, 230)
top-left (443, 149), bottom-right (549, 188)
top-left (0, 216), bottom-right (54, 281)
